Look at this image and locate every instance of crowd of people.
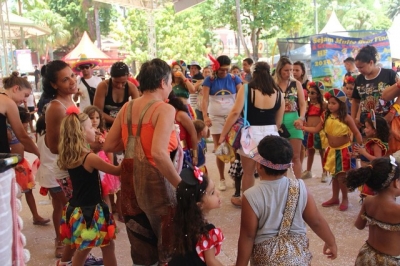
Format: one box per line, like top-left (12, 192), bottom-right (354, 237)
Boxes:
top-left (1, 44), bottom-right (400, 265)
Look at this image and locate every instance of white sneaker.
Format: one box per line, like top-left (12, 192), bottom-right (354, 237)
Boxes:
top-left (218, 179), bottom-right (226, 191)
top-left (321, 172), bottom-right (329, 183)
top-left (301, 170), bottom-right (312, 179)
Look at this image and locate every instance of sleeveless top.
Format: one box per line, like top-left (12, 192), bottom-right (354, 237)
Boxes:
top-left (246, 88), bottom-right (281, 126)
top-left (68, 153), bottom-right (102, 207)
top-left (0, 93), bottom-right (10, 153)
top-left (173, 84), bottom-right (189, 99)
top-left (307, 103), bottom-right (321, 117)
top-left (104, 78), bottom-right (130, 128)
top-left (359, 138), bottom-right (388, 162)
top-left (324, 114), bottom-right (350, 137)
top-left (282, 81), bottom-right (299, 112)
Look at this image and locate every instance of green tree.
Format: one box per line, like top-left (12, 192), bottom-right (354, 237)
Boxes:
top-left (386, 0), bottom-right (400, 19)
top-left (24, 8), bottom-right (70, 62)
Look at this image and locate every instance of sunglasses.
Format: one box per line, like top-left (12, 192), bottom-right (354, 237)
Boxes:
top-left (80, 65), bottom-right (90, 70)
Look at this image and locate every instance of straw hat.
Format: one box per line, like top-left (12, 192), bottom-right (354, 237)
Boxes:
top-left (72, 54), bottom-right (100, 71)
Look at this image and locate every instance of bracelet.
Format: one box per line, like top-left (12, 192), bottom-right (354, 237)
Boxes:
top-left (299, 116), bottom-right (305, 121)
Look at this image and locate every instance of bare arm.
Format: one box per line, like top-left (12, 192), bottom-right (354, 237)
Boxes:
top-left (302, 120), bottom-right (324, 134)
top-left (296, 80), bottom-right (306, 119)
top-left (236, 196), bottom-right (258, 266)
top-left (45, 101), bottom-right (67, 154)
top-left (203, 248), bottom-right (223, 266)
top-left (302, 187), bottom-right (337, 260)
top-left (128, 82), bottom-right (140, 99)
top-left (151, 104), bottom-right (181, 188)
top-left (84, 153), bottom-right (121, 176)
top-left (275, 91), bottom-right (285, 128)
top-left (176, 111), bottom-right (198, 166)
top-left (218, 85), bottom-right (245, 144)
top-left (382, 79), bottom-right (400, 101)
top-left (346, 114), bottom-right (362, 144)
top-left (202, 86), bottom-right (211, 127)
top-left (7, 101), bottom-right (40, 157)
top-left (93, 81), bottom-right (115, 125)
top-left (351, 98), bottom-right (360, 122)
top-left (103, 105), bottom-right (125, 153)
top-left (355, 202), bottom-right (367, 230)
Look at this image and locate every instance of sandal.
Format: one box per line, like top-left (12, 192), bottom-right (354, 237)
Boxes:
top-left (55, 239), bottom-right (65, 258)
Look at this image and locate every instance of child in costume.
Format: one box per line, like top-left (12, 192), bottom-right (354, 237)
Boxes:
top-left (83, 106), bottom-right (121, 215)
top-left (57, 106), bottom-right (120, 266)
top-left (169, 167), bottom-right (224, 265)
top-left (298, 88), bottom-right (363, 211)
top-left (301, 81), bottom-right (328, 182)
top-left (346, 157), bottom-right (400, 265)
top-left (7, 106), bottom-right (50, 225)
top-left (236, 135), bottom-right (337, 265)
top-left (343, 75), bottom-right (357, 115)
top-left (354, 112), bottom-right (390, 199)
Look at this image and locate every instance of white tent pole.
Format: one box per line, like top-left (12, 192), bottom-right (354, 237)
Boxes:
top-left (4, 0), bottom-right (15, 72)
top-left (0, 0), bottom-right (9, 76)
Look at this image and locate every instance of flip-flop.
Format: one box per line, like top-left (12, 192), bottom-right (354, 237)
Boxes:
top-left (33, 218), bottom-right (51, 225)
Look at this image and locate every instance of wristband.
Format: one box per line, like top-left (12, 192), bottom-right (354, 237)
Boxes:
top-left (299, 116), bottom-right (305, 121)
top-left (392, 103), bottom-right (400, 114)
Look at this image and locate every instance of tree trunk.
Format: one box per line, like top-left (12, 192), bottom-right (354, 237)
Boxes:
top-left (94, 4), bottom-right (101, 49)
top-left (235, 0), bottom-right (250, 57)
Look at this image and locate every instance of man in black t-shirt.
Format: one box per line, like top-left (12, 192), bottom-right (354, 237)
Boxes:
top-left (33, 65), bottom-right (40, 91)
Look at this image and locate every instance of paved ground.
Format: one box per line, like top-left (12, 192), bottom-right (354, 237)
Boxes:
top-left (21, 144), bottom-right (369, 266)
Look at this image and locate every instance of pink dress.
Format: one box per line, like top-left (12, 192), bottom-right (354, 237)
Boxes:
top-left (98, 150), bottom-right (121, 195)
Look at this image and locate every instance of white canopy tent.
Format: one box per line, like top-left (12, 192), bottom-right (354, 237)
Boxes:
top-left (319, 10), bottom-right (349, 37)
top-left (388, 15), bottom-right (400, 60)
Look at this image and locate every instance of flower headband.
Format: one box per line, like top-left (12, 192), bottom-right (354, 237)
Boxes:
top-left (249, 149), bottom-right (292, 170)
top-left (344, 75), bottom-right (356, 84)
top-left (382, 155), bottom-right (398, 188)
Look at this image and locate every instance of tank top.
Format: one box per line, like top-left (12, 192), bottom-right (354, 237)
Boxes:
top-left (104, 78), bottom-right (130, 128)
top-left (246, 88), bottom-right (281, 126)
top-left (307, 103), bottom-right (321, 116)
top-left (68, 153), bottom-right (102, 207)
top-left (0, 113), bottom-right (10, 153)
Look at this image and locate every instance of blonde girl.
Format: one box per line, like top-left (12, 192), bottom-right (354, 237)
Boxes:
top-left (57, 106), bottom-right (120, 266)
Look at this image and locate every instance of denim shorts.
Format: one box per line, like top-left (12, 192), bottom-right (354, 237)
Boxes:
top-left (48, 186), bottom-right (63, 194)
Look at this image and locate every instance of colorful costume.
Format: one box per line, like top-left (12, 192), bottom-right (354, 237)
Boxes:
top-left (303, 104), bottom-right (323, 149)
top-left (196, 138), bottom-right (208, 174)
top-left (322, 115), bottom-right (355, 175)
top-left (358, 138), bottom-right (388, 197)
top-left (173, 84), bottom-right (196, 119)
top-left (168, 224), bottom-right (224, 266)
top-left (176, 114), bottom-right (193, 168)
top-left (355, 213), bottom-right (400, 265)
top-left (60, 153), bottom-right (116, 250)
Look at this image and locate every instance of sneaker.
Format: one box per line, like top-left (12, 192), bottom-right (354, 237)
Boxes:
top-left (301, 170), bottom-right (312, 179)
top-left (218, 179), bottom-right (226, 191)
top-left (84, 253), bottom-right (104, 266)
top-left (56, 260), bottom-right (72, 266)
top-left (321, 172), bottom-right (329, 183)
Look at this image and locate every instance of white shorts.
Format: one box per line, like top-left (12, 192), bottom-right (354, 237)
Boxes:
top-left (237, 125), bottom-right (279, 157)
top-left (209, 115), bottom-right (228, 135)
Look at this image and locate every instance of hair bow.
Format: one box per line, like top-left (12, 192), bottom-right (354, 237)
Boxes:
top-left (390, 155), bottom-right (397, 167)
top-left (66, 106), bottom-right (80, 115)
top-left (193, 166), bottom-right (203, 184)
top-left (208, 54), bottom-right (220, 72)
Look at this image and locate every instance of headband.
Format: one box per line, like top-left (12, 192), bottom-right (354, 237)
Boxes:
top-left (382, 155), bottom-right (398, 188)
top-left (249, 149), bottom-right (292, 170)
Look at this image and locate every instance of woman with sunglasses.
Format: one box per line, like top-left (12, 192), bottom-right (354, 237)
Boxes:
top-left (202, 55), bottom-right (243, 191)
top-left (171, 61), bottom-right (196, 118)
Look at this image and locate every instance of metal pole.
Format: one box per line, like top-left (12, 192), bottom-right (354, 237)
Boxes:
top-left (5, 0), bottom-right (15, 72)
top-left (0, 0), bottom-right (9, 76)
top-left (314, 0), bottom-right (318, 34)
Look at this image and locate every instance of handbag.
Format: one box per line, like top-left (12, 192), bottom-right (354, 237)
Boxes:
top-left (251, 178), bottom-right (312, 266)
top-left (240, 84), bottom-right (258, 154)
top-left (278, 124), bottom-right (291, 138)
top-left (226, 87), bottom-right (250, 150)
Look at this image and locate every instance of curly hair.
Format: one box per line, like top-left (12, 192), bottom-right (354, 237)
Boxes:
top-left (83, 105), bottom-right (105, 134)
top-left (355, 45), bottom-right (378, 64)
top-left (248, 61), bottom-right (280, 96)
top-left (41, 60), bottom-right (70, 98)
top-left (365, 116), bottom-right (390, 143)
top-left (258, 136), bottom-right (293, 176)
top-left (173, 175), bottom-right (210, 255)
top-left (346, 157), bottom-right (400, 192)
top-left (57, 113), bottom-right (90, 170)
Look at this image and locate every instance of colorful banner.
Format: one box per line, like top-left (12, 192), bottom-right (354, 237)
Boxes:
top-left (310, 32), bottom-right (391, 90)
